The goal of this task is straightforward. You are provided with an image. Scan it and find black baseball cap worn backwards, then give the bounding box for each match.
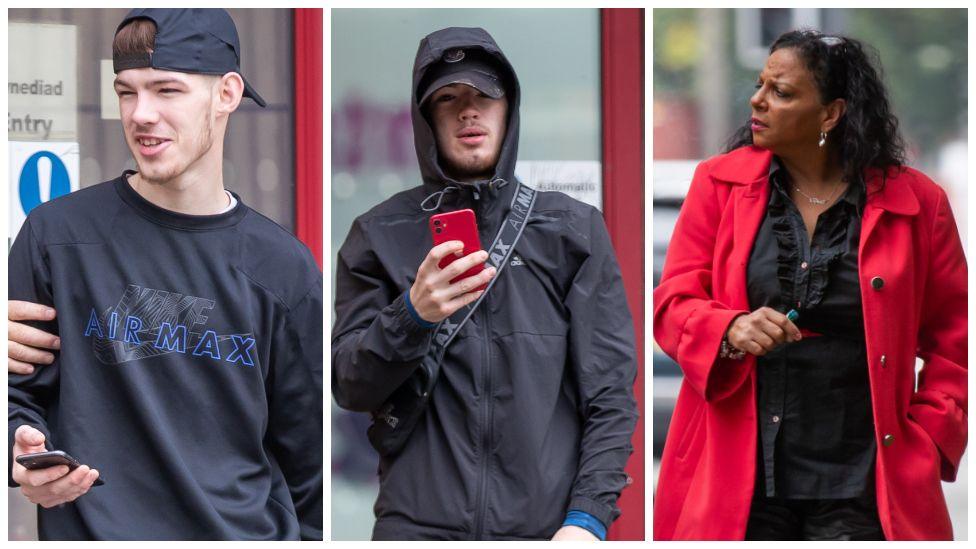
[113,8,266,107]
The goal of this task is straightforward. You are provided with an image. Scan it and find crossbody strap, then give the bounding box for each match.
[426,181,537,372]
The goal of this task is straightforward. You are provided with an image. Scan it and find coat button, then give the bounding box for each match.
[871,276,884,290]
[882,434,895,446]
[772,415,780,423]
[800,261,808,270]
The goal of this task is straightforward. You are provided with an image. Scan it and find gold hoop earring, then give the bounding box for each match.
[818,131,827,148]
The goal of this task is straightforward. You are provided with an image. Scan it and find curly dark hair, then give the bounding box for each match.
[726,29,907,188]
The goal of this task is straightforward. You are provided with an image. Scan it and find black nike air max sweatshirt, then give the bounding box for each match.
[8,173,323,540]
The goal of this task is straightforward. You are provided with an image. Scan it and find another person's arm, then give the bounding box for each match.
[331,218,493,412]
[8,300,60,375]
[560,206,639,539]
[910,187,968,481]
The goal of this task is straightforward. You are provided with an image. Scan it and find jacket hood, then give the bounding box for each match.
[411,27,521,190]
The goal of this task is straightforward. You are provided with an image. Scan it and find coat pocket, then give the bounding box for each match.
[905,413,941,464]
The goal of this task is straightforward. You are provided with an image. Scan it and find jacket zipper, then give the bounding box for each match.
[472,192,493,539]
[473,301,493,539]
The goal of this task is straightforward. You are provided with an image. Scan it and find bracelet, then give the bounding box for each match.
[719,337,746,360]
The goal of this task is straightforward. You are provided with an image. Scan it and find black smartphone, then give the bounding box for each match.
[15,450,104,486]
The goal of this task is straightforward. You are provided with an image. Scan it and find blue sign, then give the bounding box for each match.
[19,151,71,215]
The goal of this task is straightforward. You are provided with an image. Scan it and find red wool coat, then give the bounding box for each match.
[653,146,968,540]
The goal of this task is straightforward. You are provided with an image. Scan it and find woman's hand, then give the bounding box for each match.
[726,307,801,356]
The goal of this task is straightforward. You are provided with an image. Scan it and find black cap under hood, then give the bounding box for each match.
[412,27,520,189]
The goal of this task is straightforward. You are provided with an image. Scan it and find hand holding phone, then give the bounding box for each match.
[16,450,104,486]
[408,210,497,324]
[12,425,102,508]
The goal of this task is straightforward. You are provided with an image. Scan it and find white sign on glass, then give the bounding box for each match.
[514,160,602,211]
[8,23,78,141]
[100,59,121,120]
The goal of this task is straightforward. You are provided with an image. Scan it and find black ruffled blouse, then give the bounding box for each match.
[746,159,876,499]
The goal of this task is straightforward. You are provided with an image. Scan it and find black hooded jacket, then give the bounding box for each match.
[332,27,638,540]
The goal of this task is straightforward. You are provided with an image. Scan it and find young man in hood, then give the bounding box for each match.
[6,9,322,540]
[332,27,638,540]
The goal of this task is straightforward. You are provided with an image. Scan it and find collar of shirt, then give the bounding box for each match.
[218,190,238,214]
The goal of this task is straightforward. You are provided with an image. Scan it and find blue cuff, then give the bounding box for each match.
[562,509,607,540]
[403,291,436,329]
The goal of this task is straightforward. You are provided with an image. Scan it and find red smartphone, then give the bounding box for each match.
[429,209,487,291]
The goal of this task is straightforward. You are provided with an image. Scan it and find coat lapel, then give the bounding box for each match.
[712,147,772,310]
[730,179,770,310]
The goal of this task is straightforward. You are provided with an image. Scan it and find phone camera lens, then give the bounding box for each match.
[435,228,442,234]
[434,220,441,226]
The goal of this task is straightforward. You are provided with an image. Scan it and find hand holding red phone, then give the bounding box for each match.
[12,425,100,508]
[409,240,496,324]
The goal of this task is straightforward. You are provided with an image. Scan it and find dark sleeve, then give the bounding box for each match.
[267,277,324,540]
[563,207,639,528]
[331,218,434,412]
[7,217,59,486]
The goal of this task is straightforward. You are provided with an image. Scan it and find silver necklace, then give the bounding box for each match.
[794,182,843,205]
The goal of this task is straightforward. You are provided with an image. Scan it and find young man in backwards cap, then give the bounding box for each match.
[7,9,322,540]
[332,27,638,540]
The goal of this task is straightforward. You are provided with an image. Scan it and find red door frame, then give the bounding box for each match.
[294,8,324,267]
[601,8,645,541]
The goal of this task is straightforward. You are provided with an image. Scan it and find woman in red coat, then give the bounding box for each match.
[654,30,967,540]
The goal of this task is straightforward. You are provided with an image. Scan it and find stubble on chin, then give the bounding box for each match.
[443,157,494,180]
[440,145,501,181]
[131,113,216,186]
[136,163,179,186]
